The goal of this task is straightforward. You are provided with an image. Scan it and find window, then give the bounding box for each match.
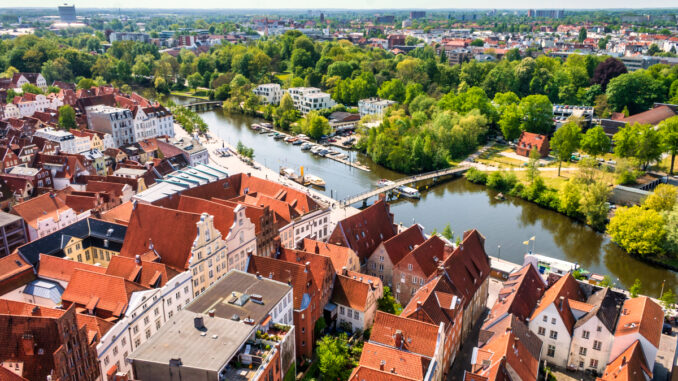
[339,306,344,315]
[542,315,548,322]
[590,359,599,368]
[168,311,173,318]
[597,326,602,332]
[407,264,413,271]
[593,340,602,351]
[549,330,558,340]
[582,330,590,339]
[104,356,109,366]
[121,338,126,346]
[538,327,545,336]
[132,325,139,334]
[112,346,118,355]
[579,347,587,356]
[145,329,151,339]
[547,345,556,357]
[154,308,159,316]
[134,338,141,348]
[143,316,150,325]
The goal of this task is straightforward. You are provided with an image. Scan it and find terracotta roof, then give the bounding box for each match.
[0,366,29,381]
[401,275,461,329]
[574,287,625,334]
[568,299,595,313]
[105,255,180,288]
[61,269,148,317]
[598,340,652,381]
[615,296,663,348]
[302,238,358,273]
[518,131,549,150]
[332,274,370,311]
[358,342,431,380]
[100,201,134,225]
[247,255,312,310]
[11,192,72,229]
[0,253,33,283]
[176,195,236,239]
[276,248,334,304]
[380,224,427,266]
[37,254,106,283]
[370,311,440,358]
[75,313,115,345]
[0,299,65,318]
[440,229,491,309]
[530,273,584,335]
[120,203,201,271]
[395,235,448,279]
[349,365,420,381]
[483,264,545,329]
[329,199,397,260]
[621,105,676,125]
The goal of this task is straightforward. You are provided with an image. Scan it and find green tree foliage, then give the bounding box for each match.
[236,141,255,159]
[614,123,664,169]
[377,286,403,315]
[661,290,676,310]
[299,111,331,140]
[659,116,678,175]
[551,121,582,176]
[518,95,553,135]
[630,279,642,298]
[606,70,666,114]
[608,206,667,256]
[378,79,406,103]
[578,27,588,43]
[643,184,677,213]
[58,105,77,130]
[316,333,352,381]
[578,180,610,229]
[580,125,611,158]
[442,224,454,240]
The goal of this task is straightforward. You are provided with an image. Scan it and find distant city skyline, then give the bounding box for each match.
[7,1,678,10]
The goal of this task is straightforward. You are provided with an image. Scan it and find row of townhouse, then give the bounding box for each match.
[4,93,63,118]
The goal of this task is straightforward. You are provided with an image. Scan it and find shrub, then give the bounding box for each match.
[465,167,487,184]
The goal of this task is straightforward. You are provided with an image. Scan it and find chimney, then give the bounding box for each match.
[380,360,385,371]
[342,266,348,276]
[559,296,565,311]
[394,330,404,349]
[314,243,320,254]
[194,316,205,330]
[208,309,215,318]
[620,356,627,369]
[417,300,422,310]
[135,254,141,264]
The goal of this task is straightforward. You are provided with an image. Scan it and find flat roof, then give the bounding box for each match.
[128,310,255,372]
[0,211,23,226]
[186,270,290,325]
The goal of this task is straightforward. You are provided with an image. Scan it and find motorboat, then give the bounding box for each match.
[334,153,348,160]
[326,148,339,156]
[292,139,303,146]
[317,148,329,156]
[284,136,297,143]
[301,143,313,150]
[396,185,421,199]
[280,167,296,179]
[273,133,284,140]
[250,123,261,130]
[305,174,326,188]
[377,179,395,187]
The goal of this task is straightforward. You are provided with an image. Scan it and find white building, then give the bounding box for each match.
[97,267,193,378]
[286,87,336,114]
[13,93,63,117]
[279,206,332,249]
[12,73,47,91]
[86,105,135,147]
[608,296,663,372]
[132,105,174,141]
[2,104,20,119]
[253,83,282,105]
[34,127,91,154]
[358,98,397,117]
[11,192,80,241]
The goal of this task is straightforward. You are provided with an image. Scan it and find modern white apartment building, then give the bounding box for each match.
[34,127,91,154]
[86,105,135,147]
[358,97,397,117]
[286,87,336,114]
[253,83,283,105]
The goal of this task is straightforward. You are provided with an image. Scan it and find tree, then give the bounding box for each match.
[630,279,642,298]
[378,79,406,103]
[665,205,678,254]
[58,105,77,130]
[661,290,676,310]
[442,224,454,240]
[606,71,666,114]
[647,44,661,56]
[608,206,667,257]
[551,121,582,176]
[559,180,582,217]
[377,286,403,315]
[578,27,587,43]
[187,72,203,89]
[299,111,331,140]
[77,78,96,90]
[518,95,553,135]
[592,57,627,91]
[614,123,663,169]
[659,116,678,175]
[643,184,677,213]
[581,126,611,158]
[316,334,351,380]
[21,83,42,95]
[578,180,610,229]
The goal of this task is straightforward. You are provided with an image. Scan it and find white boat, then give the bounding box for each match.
[305,174,326,187]
[377,179,395,187]
[317,148,329,156]
[396,185,421,199]
[335,153,348,160]
[524,253,580,276]
[310,146,322,154]
[280,167,296,179]
[301,143,313,150]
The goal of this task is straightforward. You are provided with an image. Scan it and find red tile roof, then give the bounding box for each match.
[247,255,312,310]
[440,229,491,309]
[0,366,29,381]
[0,299,65,318]
[303,238,358,273]
[401,275,461,328]
[105,255,180,288]
[470,325,541,381]
[11,192,72,229]
[329,199,397,260]
[483,264,545,329]
[598,340,652,381]
[75,313,115,345]
[100,201,134,225]
[395,235,448,279]
[61,269,148,317]
[176,195,236,239]
[370,311,440,358]
[349,365,420,381]
[0,253,33,289]
[615,296,663,348]
[530,273,584,335]
[358,342,430,380]
[37,254,106,283]
[621,105,676,126]
[120,203,201,271]
[380,224,427,266]
[332,274,370,311]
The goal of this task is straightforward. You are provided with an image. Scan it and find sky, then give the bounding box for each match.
[11,0,678,10]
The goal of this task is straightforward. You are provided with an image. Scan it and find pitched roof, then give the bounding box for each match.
[11,192,73,229]
[120,203,201,271]
[0,253,34,295]
[440,229,491,308]
[574,287,624,334]
[302,238,358,273]
[99,201,134,225]
[380,224,427,266]
[518,131,549,150]
[37,254,106,283]
[401,275,461,329]
[329,199,397,260]
[0,366,29,381]
[483,264,545,328]
[105,255,180,288]
[598,340,652,381]
[395,235,448,279]
[530,273,584,335]
[349,365,420,381]
[247,255,312,310]
[621,105,676,125]
[175,195,236,239]
[615,296,663,348]
[359,342,431,380]
[332,274,371,311]
[61,269,148,317]
[75,312,115,345]
[370,311,440,358]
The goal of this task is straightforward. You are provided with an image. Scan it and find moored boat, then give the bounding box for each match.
[396,185,421,199]
[301,143,313,150]
[305,174,326,188]
[377,179,395,187]
[280,167,296,179]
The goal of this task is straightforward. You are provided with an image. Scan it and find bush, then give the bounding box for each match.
[465,167,487,184]
[486,171,518,192]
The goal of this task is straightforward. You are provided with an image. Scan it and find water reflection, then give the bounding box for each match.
[170,96,678,296]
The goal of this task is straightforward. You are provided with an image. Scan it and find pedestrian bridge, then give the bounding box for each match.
[340,165,470,206]
[184,101,222,111]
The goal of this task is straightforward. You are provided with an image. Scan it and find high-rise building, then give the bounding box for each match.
[58,4,76,23]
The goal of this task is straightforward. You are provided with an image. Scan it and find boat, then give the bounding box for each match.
[335,153,348,160]
[259,128,269,134]
[301,143,313,150]
[250,123,261,130]
[273,133,284,140]
[280,167,296,179]
[524,253,580,276]
[305,174,326,188]
[292,139,303,146]
[326,148,339,156]
[268,132,276,137]
[495,192,506,201]
[377,179,395,187]
[396,185,421,199]
[284,136,297,143]
[317,148,329,156]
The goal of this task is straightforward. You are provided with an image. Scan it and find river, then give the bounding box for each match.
[169,97,678,296]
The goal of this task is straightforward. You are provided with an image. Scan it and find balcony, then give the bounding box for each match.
[220,324,292,381]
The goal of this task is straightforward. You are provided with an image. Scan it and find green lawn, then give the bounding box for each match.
[170,90,210,100]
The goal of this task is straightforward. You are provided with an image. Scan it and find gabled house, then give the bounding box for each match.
[516,132,550,158]
[608,296,663,372]
[393,235,451,305]
[331,273,380,332]
[598,340,652,381]
[302,238,360,273]
[11,192,81,241]
[367,223,427,286]
[483,264,545,329]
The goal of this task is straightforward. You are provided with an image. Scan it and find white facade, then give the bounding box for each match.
[2,104,20,119]
[96,270,193,378]
[14,73,47,91]
[223,205,258,273]
[286,87,336,114]
[14,94,63,117]
[253,84,282,105]
[529,303,573,368]
[29,207,78,241]
[609,332,659,372]
[358,98,397,117]
[34,127,91,154]
[132,106,174,141]
[279,207,331,249]
[568,316,615,374]
[86,105,135,147]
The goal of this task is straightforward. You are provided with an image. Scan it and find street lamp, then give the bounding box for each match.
[497,245,501,259]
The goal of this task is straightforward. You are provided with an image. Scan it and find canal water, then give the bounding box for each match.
[171,97,678,296]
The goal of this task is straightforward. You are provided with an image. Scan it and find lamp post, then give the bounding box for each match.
[497,245,501,259]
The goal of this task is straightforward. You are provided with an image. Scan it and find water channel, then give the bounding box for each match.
[169,96,678,296]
